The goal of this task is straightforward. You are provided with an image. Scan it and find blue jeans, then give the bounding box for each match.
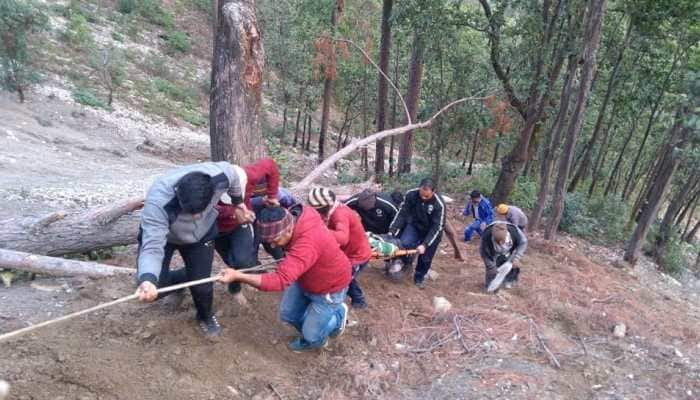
[463,220,483,241]
[347,262,368,305]
[278,282,348,347]
[398,223,442,283]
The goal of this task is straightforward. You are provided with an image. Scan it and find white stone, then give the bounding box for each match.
[613,323,626,338]
[427,270,440,281]
[432,296,452,313]
[0,380,10,400]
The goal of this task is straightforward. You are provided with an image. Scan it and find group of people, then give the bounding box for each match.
[134,159,528,352]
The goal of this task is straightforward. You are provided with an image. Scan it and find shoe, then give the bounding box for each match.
[487,261,513,293]
[198,315,221,338]
[329,303,349,339]
[287,337,327,353]
[351,300,368,309]
[415,279,426,289]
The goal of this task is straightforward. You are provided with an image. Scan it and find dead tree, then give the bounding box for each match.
[0,249,133,278]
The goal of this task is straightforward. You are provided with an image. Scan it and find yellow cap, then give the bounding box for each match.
[496,204,509,215]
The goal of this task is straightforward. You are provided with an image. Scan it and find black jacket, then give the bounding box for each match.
[389,188,445,247]
[479,222,527,269]
[344,192,399,234]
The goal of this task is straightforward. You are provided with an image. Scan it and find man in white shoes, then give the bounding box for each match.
[479,222,527,292]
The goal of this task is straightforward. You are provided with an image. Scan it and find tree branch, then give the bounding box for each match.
[294,92,494,190]
[334,38,411,124]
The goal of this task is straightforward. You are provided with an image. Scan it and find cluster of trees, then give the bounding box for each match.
[255,0,699,269]
[0,0,697,271]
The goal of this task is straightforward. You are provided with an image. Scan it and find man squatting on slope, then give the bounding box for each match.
[135,161,249,337]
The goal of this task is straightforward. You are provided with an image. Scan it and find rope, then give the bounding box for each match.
[0,259,282,342]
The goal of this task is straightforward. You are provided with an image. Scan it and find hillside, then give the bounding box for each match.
[1,1,699,400]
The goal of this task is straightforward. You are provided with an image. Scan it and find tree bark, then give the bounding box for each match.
[318,0,341,164]
[653,174,695,266]
[0,198,143,257]
[587,104,618,197]
[568,19,632,192]
[685,219,700,243]
[529,54,578,230]
[374,0,393,178]
[604,116,637,196]
[210,0,266,164]
[545,0,606,240]
[0,249,133,278]
[389,38,400,177]
[305,115,312,151]
[398,30,424,175]
[623,104,693,266]
[467,129,479,175]
[293,108,301,147]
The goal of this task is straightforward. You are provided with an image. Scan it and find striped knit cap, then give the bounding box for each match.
[307,187,336,208]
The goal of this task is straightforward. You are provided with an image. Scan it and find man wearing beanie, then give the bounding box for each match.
[389,178,446,289]
[218,204,352,352]
[135,161,248,337]
[308,187,373,309]
[480,221,527,292]
[495,203,528,231]
[344,189,399,235]
[463,190,494,241]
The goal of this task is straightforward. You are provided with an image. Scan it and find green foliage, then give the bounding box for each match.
[117,0,136,14]
[152,77,199,107]
[72,86,110,110]
[88,47,127,105]
[556,192,630,243]
[165,31,190,54]
[179,108,207,126]
[65,13,94,49]
[138,0,174,28]
[111,31,124,43]
[0,0,48,101]
[659,238,688,277]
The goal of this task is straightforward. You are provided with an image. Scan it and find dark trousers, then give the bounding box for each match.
[484,254,520,287]
[158,241,215,321]
[214,223,257,294]
[347,262,368,305]
[398,223,442,283]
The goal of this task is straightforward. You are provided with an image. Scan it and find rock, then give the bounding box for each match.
[0,380,10,400]
[35,116,53,127]
[394,343,406,350]
[426,270,440,281]
[613,323,627,338]
[674,348,683,358]
[432,296,452,314]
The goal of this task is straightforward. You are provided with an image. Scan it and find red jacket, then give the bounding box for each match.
[243,158,280,207]
[260,206,352,294]
[217,158,281,233]
[327,203,372,265]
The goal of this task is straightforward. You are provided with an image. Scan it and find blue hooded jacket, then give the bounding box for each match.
[463,196,494,225]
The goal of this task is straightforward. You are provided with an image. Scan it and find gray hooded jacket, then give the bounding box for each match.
[137,162,243,283]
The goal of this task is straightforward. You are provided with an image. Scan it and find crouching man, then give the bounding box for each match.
[135,161,248,337]
[480,222,527,292]
[218,205,351,352]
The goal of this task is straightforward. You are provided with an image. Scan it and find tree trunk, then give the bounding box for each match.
[492,132,502,164]
[568,20,631,192]
[545,0,606,240]
[282,105,288,139]
[623,104,693,266]
[604,116,637,196]
[318,0,341,164]
[621,49,681,199]
[654,174,695,266]
[374,0,393,178]
[467,129,479,175]
[685,219,700,243]
[305,115,312,151]
[389,39,400,178]
[676,183,700,227]
[0,249,133,278]
[529,55,578,230]
[0,198,144,257]
[587,106,617,197]
[210,0,266,164]
[398,30,424,175]
[293,108,301,147]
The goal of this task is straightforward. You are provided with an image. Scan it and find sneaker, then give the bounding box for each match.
[415,279,426,289]
[487,262,513,293]
[198,315,221,338]
[329,303,349,339]
[287,337,327,353]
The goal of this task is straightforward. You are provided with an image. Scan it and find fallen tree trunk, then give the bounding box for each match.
[0,248,133,277]
[0,198,143,257]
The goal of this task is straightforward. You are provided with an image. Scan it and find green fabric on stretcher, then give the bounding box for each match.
[367,232,399,257]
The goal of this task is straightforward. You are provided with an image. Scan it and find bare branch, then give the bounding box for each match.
[334,38,411,124]
[294,92,494,190]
